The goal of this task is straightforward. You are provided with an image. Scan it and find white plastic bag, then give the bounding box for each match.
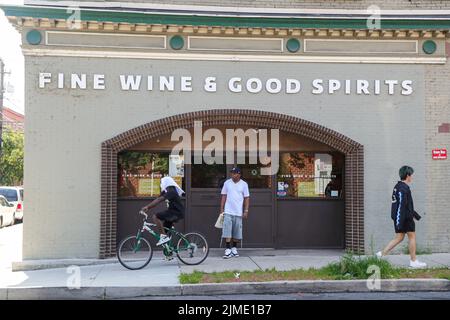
[215,213,224,229]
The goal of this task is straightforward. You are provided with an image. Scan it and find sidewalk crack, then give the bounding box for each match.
[248,256,263,271]
[88,264,105,286]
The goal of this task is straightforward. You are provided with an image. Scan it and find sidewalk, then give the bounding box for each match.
[1,249,450,299]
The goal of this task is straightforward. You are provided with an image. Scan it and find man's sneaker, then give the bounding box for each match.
[156,234,171,246]
[376,251,383,259]
[231,247,239,257]
[223,248,233,259]
[410,259,427,269]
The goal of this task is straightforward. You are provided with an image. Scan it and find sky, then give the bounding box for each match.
[0,0,24,114]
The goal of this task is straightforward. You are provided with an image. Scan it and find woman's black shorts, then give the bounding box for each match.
[394,219,415,233]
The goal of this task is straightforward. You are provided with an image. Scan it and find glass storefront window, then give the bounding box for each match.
[238,153,272,189]
[191,160,227,189]
[118,151,185,197]
[277,152,344,198]
[191,153,272,189]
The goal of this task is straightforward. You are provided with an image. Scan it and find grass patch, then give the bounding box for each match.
[179,271,204,284]
[179,253,450,284]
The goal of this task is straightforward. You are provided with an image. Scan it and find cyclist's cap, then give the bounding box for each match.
[230,167,241,174]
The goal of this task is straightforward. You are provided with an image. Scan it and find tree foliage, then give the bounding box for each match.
[0,130,24,186]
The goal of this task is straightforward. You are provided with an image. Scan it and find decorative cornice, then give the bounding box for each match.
[2,4,450,38]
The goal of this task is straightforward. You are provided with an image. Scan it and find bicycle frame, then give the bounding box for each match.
[135,218,192,255]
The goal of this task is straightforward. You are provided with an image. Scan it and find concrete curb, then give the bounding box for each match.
[5,287,105,300]
[1,279,449,299]
[104,286,182,299]
[181,279,450,296]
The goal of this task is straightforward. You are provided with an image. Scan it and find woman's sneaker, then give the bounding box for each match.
[231,247,239,257]
[223,248,233,259]
[410,259,427,268]
[376,251,383,259]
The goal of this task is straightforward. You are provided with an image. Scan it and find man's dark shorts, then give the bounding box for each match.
[156,210,183,229]
[394,219,415,233]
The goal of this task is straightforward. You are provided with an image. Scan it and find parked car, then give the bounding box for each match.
[0,195,16,227]
[0,186,23,223]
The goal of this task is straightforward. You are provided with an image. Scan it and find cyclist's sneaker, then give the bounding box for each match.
[164,253,174,261]
[156,234,171,246]
[231,247,239,257]
[223,248,233,259]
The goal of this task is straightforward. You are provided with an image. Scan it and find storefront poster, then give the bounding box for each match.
[277,181,287,197]
[169,155,185,177]
[297,181,316,197]
[138,178,161,196]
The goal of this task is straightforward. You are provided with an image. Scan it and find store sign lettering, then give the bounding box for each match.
[38,73,414,96]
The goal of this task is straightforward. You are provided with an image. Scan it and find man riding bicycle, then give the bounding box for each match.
[141,176,185,246]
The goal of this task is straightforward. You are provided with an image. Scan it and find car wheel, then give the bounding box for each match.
[0,216,3,228]
[12,212,16,225]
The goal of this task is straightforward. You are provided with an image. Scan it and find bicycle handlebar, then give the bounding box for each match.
[139,210,148,219]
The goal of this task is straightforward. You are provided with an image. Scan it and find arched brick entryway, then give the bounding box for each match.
[100,109,364,258]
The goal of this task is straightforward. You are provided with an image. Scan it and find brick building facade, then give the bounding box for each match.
[1,0,449,259]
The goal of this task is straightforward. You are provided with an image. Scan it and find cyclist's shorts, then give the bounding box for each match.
[156,210,183,228]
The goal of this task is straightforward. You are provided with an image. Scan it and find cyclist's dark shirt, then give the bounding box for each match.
[161,186,185,216]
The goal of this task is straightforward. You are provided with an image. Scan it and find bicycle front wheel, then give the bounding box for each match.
[117,235,153,270]
[176,232,209,265]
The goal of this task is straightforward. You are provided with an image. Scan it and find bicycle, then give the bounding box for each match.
[117,210,209,270]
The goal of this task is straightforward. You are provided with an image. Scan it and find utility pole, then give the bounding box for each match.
[0,58,10,166]
[0,58,4,162]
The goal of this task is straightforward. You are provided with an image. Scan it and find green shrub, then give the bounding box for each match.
[322,252,401,279]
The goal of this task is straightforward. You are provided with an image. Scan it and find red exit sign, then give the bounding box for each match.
[432,149,447,160]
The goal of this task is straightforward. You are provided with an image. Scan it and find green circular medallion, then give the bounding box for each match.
[422,40,437,54]
[286,38,301,53]
[26,29,42,45]
[170,35,184,50]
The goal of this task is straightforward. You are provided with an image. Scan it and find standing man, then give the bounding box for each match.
[220,167,250,259]
[376,166,427,268]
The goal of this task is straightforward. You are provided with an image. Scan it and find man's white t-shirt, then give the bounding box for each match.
[221,178,250,216]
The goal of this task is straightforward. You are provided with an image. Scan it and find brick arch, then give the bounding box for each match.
[100,109,364,258]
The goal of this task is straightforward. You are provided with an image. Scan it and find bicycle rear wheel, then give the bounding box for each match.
[117,235,153,270]
[176,232,209,265]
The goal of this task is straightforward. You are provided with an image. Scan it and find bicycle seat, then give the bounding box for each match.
[167,215,182,223]
[144,222,157,227]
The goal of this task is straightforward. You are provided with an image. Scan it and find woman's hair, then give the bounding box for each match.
[399,165,414,180]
